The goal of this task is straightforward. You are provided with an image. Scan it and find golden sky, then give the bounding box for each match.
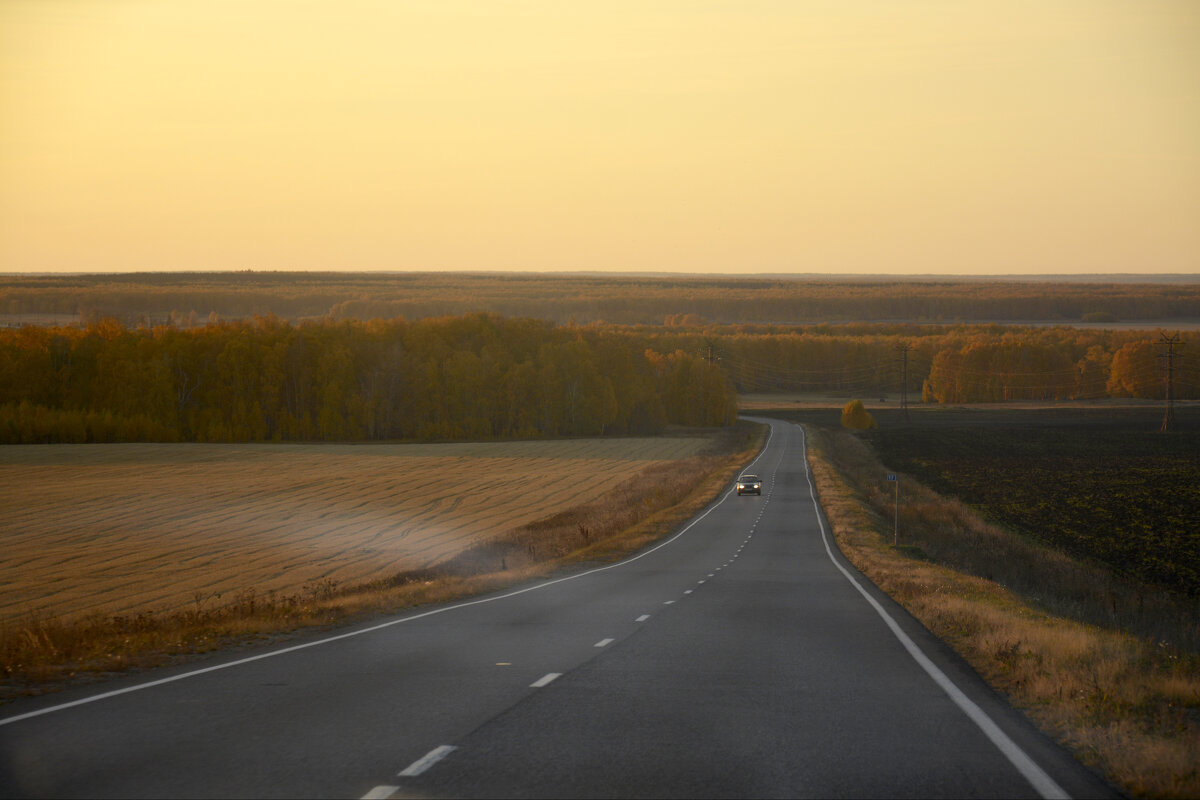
[1,0,1197,274]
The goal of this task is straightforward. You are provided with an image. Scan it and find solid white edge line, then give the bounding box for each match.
[398,744,457,777]
[0,425,778,728]
[794,422,1070,800]
[530,672,561,688]
[361,785,399,799]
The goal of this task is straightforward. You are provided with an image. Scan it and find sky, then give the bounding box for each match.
[1,1,1197,276]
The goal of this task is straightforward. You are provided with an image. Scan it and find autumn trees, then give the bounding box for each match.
[1,312,1194,445]
[0,314,737,444]
[620,324,1197,404]
[919,330,1199,403]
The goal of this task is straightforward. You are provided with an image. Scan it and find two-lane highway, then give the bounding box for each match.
[0,419,1116,798]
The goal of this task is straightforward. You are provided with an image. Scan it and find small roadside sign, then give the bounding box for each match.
[887,473,897,481]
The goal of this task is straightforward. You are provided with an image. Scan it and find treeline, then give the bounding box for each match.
[3,272,1199,327]
[917,329,1200,403]
[2,316,1195,445]
[615,324,1200,403]
[0,315,736,444]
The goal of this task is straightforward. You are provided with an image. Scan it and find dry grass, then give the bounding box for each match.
[0,424,764,699]
[804,424,1200,799]
[0,437,711,623]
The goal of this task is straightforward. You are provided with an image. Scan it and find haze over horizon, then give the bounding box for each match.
[2,1,1197,276]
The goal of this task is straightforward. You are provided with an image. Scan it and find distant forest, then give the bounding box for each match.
[0,315,736,444]
[1,312,1196,444]
[3,272,1199,327]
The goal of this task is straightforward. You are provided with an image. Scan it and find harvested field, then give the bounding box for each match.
[0,437,709,624]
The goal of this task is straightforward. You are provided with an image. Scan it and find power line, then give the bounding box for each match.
[722,353,893,378]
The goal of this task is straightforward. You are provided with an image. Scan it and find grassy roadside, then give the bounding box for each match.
[801,423,1200,799]
[0,422,766,703]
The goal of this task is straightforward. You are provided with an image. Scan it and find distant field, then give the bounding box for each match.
[0,313,80,328]
[3,271,1199,326]
[763,404,1200,596]
[866,419,1200,596]
[0,437,709,624]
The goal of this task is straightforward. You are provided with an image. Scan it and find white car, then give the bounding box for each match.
[736,474,762,495]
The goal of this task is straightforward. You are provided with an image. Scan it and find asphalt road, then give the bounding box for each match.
[0,419,1118,799]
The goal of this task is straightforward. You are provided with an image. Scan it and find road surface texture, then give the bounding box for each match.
[0,419,1118,799]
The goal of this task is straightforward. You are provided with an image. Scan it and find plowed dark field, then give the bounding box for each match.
[770,405,1200,596]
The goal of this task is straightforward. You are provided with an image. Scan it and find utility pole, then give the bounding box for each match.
[895,344,913,420]
[1159,333,1180,433]
[700,339,719,425]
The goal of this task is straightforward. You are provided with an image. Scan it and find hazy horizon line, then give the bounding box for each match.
[3,269,1199,284]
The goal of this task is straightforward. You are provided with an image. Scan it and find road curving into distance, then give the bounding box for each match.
[0,418,1117,799]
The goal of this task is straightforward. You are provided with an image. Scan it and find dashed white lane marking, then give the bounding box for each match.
[664,600,675,605]
[636,614,650,622]
[594,638,614,648]
[398,745,457,777]
[795,423,1069,800]
[361,785,398,799]
[530,672,562,688]
[683,590,694,595]
[697,580,706,585]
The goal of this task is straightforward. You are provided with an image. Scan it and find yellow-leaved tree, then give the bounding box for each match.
[841,399,877,430]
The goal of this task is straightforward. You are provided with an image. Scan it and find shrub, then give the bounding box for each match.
[841,399,877,430]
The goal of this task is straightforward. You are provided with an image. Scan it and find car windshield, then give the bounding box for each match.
[740,476,759,482]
